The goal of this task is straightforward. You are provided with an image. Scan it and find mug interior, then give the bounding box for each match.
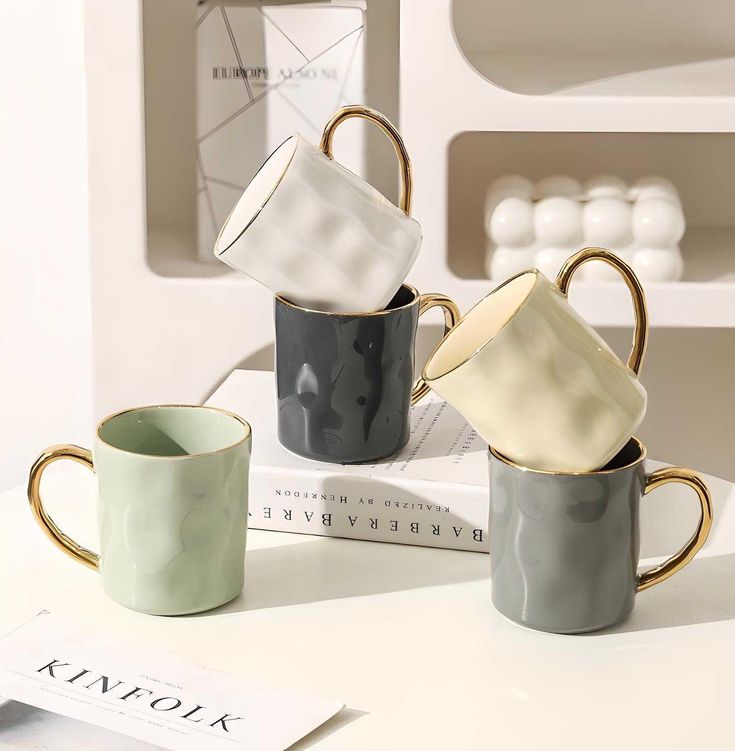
[214,135,298,255]
[97,406,250,458]
[423,271,537,381]
[384,284,417,310]
[600,437,645,471]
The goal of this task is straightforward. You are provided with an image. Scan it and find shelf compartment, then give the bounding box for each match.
[448,131,735,279]
[445,131,735,327]
[452,0,735,97]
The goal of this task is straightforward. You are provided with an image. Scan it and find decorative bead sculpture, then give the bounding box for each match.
[484,175,685,283]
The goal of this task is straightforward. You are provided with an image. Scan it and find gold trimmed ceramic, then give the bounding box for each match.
[489,436,647,476]
[214,104,422,313]
[422,247,649,473]
[214,134,298,257]
[637,468,713,591]
[319,104,413,215]
[275,284,422,317]
[27,405,252,615]
[95,404,252,459]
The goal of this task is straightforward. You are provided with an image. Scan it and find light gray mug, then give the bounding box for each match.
[28,405,251,616]
[489,437,713,633]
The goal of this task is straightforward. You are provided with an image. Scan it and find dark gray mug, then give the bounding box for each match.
[275,284,460,464]
[489,438,713,633]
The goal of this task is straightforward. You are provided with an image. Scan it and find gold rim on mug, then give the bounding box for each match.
[96,404,252,460]
[422,268,537,383]
[214,134,298,258]
[28,405,252,573]
[423,247,648,385]
[216,104,414,258]
[275,283,421,317]
[489,436,647,476]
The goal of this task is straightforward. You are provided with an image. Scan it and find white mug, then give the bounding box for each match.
[213,105,421,313]
[422,248,649,473]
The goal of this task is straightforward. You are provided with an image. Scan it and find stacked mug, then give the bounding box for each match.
[214,105,460,465]
[421,248,713,633]
[26,105,461,618]
[26,105,713,634]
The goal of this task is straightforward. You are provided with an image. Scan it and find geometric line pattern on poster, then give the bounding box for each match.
[276,87,321,134]
[258,6,309,63]
[196,0,216,28]
[333,26,363,110]
[196,145,218,238]
[203,175,248,192]
[198,25,363,144]
[220,6,253,101]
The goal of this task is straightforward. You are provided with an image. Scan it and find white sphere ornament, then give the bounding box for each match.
[534,196,583,248]
[488,244,536,281]
[489,197,535,247]
[582,197,634,281]
[536,175,582,199]
[486,197,536,281]
[487,174,535,197]
[633,247,684,282]
[632,197,686,282]
[535,247,572,281]
[584,197,633,247]
[630,176,680,204]
[583,175,629,200]
[533,197,584,281]
[632,198,685,247]
[484,176,535,235]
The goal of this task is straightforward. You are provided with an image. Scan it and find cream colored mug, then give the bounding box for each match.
[422,248,648,473]
[214,105,421,313]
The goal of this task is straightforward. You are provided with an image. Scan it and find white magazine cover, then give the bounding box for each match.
[0,612,343,751]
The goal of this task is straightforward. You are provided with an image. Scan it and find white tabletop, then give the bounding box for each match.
[2,464,735,750]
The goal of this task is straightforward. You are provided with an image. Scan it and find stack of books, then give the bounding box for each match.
[207,370,489,552]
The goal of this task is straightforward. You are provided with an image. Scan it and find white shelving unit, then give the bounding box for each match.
[400,0,735,328]
[84,0,734,478]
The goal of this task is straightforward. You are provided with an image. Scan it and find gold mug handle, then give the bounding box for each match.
[637,468,713,591]
[555,247,649,375]
[319,105,413,215]
[27,445,100,571]
[411,294,461,405]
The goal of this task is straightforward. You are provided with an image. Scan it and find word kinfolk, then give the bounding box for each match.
[37,659,242,733]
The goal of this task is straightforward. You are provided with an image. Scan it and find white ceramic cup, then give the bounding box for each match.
[422,248,649,472]
[213,105,421,313]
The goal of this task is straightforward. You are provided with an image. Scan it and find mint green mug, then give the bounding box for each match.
[28,405,251,616]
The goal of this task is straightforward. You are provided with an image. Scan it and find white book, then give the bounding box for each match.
[206,370,489,552]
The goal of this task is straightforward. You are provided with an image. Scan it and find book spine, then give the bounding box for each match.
[248,466,489,552]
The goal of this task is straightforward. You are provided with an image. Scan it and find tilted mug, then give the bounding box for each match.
[489,437,713,633]
[275,283,460,463]
[28,405,251,616]
[422,247,648,472]
[214,105,422,313]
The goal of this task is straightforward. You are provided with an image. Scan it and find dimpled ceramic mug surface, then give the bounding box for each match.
[28,405,251,616]
[422,247,648,472]
[275,284,460,463]
[489,438,713,633]
[214,105,421,313]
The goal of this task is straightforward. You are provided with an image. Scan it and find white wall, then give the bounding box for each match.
[0,0,93,490]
